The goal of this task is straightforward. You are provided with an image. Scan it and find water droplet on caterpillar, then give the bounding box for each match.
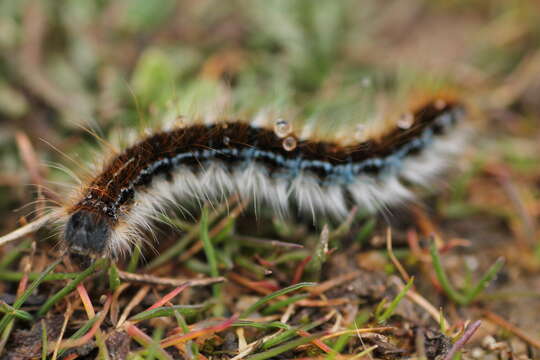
[223,136,230,146]
[274,119,292,138]
[397,113,414,130]
[355,124,367,141]
[282,136,297,151]
[171,115,187,130]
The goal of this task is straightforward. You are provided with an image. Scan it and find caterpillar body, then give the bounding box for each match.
[60,97,467,259]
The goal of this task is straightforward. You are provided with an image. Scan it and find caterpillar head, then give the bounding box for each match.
[64,210,111,263]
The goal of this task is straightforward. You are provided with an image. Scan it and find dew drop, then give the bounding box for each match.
[397,113,414,130]
[174,116,188,128]
[274,118,292,138]
[223,136,230,146]
[355,124,367,141]
[282,136,297,151]
[360,76,372,88]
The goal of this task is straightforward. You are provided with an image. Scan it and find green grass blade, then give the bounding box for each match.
[130,304,207,321]
[127,245,142,272]
[0,271,79,282]
[247,334,318,360]
[200,207,223,316]
[330,311,370,356]
[240,282,315,319]
[41,319,47,360]
[430,242,467,305]
[145,205,223,270]
[262,293,309,315]
[56,316,98,358]
[37,258,107,317]
[377,277,414,323]
[233,320,289,330]
[0,257,62,332]
[261,315,327,350]
[108,263,121,291]
[0,302,33,322]
[355,218,376,245]
[464,257,505,304]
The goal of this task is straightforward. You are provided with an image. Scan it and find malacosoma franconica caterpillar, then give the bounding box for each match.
[19,96,469,260]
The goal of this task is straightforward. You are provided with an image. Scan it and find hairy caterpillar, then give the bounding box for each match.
[44,95,467,260]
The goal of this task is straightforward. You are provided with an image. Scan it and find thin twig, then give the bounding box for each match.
[235,236,304,249]
[125,323,174,360]
[227,272,273,296]
[51,301,72,360]
[319,327,394,341]
[308,271,361,296]
[116,286,149,328]
[53,296,112,350]
[117,270,225,287]
[386,227,411,283]
[407,289,449,327]
[484,311,540,350]
[296,298,350,307]
[0,213,55,247]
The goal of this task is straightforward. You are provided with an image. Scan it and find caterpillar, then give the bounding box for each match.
[0,93,464,261]
[46,96,467,260]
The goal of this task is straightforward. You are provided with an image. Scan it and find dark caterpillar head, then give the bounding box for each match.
[64,210,111,260]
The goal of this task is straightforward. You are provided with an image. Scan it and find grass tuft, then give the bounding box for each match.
[240,282,316,319]
[430,242,505,305]
[37,258,107,317]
